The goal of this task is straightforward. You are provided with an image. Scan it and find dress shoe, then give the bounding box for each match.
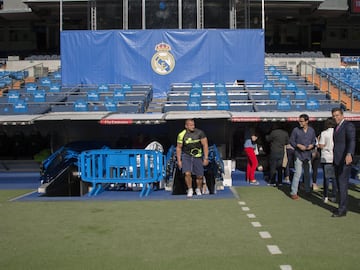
[291,194,299,200]
[331,211,347,218]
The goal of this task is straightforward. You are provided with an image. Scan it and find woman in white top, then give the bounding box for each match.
[318,117,337,203]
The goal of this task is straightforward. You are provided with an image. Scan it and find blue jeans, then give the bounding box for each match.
[291,157,312,195]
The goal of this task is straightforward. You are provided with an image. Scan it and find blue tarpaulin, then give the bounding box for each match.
[61,29,264,97]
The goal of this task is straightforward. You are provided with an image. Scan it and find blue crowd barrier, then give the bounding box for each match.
[79,149,165,197]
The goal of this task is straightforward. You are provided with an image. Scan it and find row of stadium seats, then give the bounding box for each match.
[317,67,360,99]
[163,68,338,112]
[0,72,153,114]
[0,64,343,115]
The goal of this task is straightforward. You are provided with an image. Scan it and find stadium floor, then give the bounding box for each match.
[1,168,358,202]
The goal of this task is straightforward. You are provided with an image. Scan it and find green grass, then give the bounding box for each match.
[0,185,359,270]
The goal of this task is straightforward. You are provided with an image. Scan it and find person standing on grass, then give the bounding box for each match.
[311,137,321,192]
[244,128,259,185]
[331,108,356,217]
[318,117,337,203]
[265,123,289,187]
[176,119,209,198]
[289,114,316,200]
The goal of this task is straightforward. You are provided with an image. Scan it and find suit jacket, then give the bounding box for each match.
[333,120,356,166]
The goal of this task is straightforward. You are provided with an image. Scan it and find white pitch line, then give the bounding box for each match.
[230,186,240,200]
[251,221,262,227]
[267,245,282,255]
[247,213,256,218]
[280,265,292,270]
[241,206,250,211]
[8,190,37,202]
[259,231,272,239]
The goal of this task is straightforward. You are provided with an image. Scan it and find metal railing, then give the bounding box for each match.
[297,61,360,111]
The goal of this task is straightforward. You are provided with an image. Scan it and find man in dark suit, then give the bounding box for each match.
[331,108,356,217]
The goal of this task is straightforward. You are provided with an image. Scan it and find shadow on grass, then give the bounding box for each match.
[275,183,360,215]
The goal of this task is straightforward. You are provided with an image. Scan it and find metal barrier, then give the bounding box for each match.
[79,149,164,197]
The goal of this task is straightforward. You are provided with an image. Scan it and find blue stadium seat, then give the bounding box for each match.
[87,90,100,101]
[306,98,320,110]
[122,84,132,91]
[217,100,230,110]
[192,82,202,90]
[40,77,52,86]
[25,83,37,92]
[74,100,88,111]
[104,99,117,112]
[98,84,109,92]
[49,83,61,92]
[295,89,307,100]
[187,100,201,111]
[285,81,297,91]
[263,81,274,91]
[7,91,20,103]
[13,100,28,113]
[215,82,226,92]
[269,90,281,100]
[190,90,202,99]
[113,89,125,101]
[277,98,292,111]
[33,90,46,102]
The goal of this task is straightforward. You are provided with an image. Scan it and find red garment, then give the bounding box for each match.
[245,147,258,181]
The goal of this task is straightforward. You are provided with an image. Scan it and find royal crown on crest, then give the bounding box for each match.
[155,43,171,51]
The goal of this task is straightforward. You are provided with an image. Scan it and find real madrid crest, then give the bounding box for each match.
[151,42,175,75]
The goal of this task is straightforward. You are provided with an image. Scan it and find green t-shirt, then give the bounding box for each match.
[177,128,206,157]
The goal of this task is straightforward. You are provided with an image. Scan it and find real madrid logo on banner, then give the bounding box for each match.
[151,42,175,75]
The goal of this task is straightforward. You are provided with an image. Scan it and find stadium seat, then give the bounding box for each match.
[306,98,320,110]
[104,99,117,112]
[49,83,61,92]
[295,89,307,100]
[74,100,88,111]
[269,90,281,100]
[25,83,38,92]
[40,77,52,86]
[263,81,274,91]
[215,82,226,92]
[187,100,201,111]
[87,90,100,101]
[217,100,230,110]
[122,84,132,91]
[13,100,28,113]
[277,98,292,111]
[285,81,297,91]
[113,89,125,101]
[33,90,46,102]
[98,84,109,92]
[7,91,20,103]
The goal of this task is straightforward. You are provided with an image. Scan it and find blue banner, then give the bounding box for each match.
[61,29,264,97]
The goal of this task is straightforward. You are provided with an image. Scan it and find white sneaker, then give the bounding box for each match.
[187,188,193,198]
[323,197,329,203]
[195,188,202,196]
